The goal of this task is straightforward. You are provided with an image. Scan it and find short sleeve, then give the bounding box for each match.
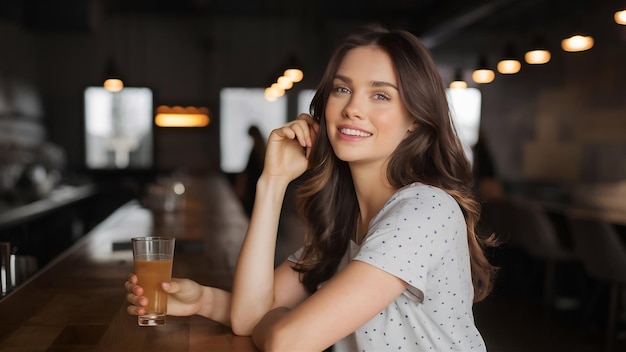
[287,247,304,263]
[354,184,464,302]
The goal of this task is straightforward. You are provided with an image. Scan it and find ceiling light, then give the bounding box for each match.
[473,69,495,84]
[154,106,210,127]
[284,68,303,83]
[103,59,123,92]
[264,85,285,102]
[264,87,279,102]
[449,69,467,89]
[266,55,304,101]
[525,50,551,64]
[524,36,551,64]
[103,78,123,92]
[497,45,521,74]
[472,57,495,84]
[276,76,293,90]
[615,10,626,25]
[497,60,521,74]
[270,83,285,97]
[449,80,468,89]
[284,54,304,83]
[561,34,594,52]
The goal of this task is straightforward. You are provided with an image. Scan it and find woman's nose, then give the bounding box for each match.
[343,96,365,120]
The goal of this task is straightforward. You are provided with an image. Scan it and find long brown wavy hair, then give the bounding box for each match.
[293,24,496,302]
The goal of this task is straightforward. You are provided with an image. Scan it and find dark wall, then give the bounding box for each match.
[1,5,625,199]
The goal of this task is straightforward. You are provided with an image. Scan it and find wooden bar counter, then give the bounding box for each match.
[0,173,260,351]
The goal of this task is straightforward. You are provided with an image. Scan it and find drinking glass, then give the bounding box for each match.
[131,237,175,326]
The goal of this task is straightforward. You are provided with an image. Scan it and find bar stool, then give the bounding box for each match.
[567,216,626,352]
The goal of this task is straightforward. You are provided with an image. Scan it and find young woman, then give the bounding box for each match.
[126,24,496,351]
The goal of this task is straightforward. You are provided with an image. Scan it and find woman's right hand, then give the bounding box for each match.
[125,274,206,317]
[262,113,319,182]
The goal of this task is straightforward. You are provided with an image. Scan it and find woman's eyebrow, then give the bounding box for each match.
[334,74,398,91]
[371,80,399,90]
[333,74,352,84]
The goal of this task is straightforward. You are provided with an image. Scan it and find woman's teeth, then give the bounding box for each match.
[340,128,372,137]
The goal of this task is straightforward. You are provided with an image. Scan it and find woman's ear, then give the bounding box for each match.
[407,121,418,133]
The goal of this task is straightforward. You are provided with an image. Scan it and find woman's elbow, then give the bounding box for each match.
[254,321,294,352]
[231,306,259,336]
[247,307,298,351]
[230,314,255,336]
[231,303,278,336]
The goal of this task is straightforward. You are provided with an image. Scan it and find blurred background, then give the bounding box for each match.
[1,0,626,350]
[1,0,624,184]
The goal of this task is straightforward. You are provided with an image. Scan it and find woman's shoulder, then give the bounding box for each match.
[374,183,460,221]
[392,182,455,205]
[368,182,464,237]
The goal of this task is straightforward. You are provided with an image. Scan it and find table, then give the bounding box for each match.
[0,173,260,351]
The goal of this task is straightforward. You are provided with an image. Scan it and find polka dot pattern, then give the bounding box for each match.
[289,183,486,351]
[341,183,485,351]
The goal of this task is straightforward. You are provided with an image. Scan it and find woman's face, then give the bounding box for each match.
[325,46,415,168]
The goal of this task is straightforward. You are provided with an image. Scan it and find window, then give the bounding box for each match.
[446,88,482,163]
[84,87,153,169]
[220,88,287,173]
[297,89,316,115]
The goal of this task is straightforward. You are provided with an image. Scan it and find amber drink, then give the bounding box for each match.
[131,237,175,326]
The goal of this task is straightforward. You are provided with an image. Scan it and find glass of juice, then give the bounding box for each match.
[131,237,175,326]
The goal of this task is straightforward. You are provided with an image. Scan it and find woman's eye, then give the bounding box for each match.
[374,92,390,101]
[333,86,351,94]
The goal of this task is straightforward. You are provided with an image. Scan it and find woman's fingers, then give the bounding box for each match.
[274,123,299,142]
[290,122,309,147]
[263,113,320,179]
[125,280,143,296]
[161,280,179,293]
[296,113,319,159]
[298,113,319,139]
[289,116,318,147]
[127,292,147,306]
[274,117,312,142]
[297,112,316,126]
[126,290,148,316]
[270,114,319,146]
[163,278,200,303]
[125,272,148,315]
[126,304,145,316]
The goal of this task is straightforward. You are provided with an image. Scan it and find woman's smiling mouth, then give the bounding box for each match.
[339,128,372,137]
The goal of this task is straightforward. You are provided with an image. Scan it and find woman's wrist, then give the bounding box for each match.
[254,174,291,207]
[198,286,232,327]
[256,173,291,192]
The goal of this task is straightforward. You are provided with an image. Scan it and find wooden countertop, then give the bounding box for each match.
[0,173,260,351]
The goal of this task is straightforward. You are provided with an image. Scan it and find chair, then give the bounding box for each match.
[567,216,626,352]
[480,198,576,312]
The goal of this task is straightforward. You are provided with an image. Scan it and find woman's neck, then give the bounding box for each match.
[350,163,398,243]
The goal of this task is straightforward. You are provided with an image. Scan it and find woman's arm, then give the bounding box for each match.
[252,260,408,351]
[230,175,292,335]
[231,115,318,336]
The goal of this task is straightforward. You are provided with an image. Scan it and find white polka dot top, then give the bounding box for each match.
[291,183,486,351]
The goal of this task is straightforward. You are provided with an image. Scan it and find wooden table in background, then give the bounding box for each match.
[0,173,260,351]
